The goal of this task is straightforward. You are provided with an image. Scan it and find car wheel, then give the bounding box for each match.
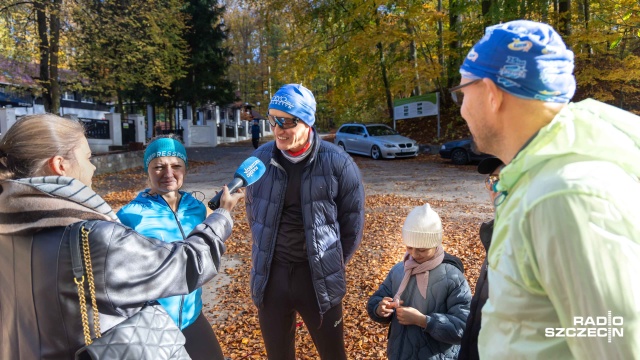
[371,145,381,160]
[451,149,469,165]
[337,141,346,152]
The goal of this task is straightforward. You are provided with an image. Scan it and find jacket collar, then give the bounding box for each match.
[0,178,114,236]
[269,127,321,167]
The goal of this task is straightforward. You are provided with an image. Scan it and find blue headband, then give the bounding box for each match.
[268,84,316,126]
[460,20,576,103]
[143,138,188,172]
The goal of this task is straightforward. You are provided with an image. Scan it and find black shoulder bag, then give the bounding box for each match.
[69,221,191,360]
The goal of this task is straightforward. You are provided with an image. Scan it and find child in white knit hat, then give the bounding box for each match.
[367,203,471,359]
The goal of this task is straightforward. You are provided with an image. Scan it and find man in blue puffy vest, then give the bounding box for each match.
[245,84,365,359]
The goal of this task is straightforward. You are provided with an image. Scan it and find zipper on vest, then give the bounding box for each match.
[158,193,188,326]
[257,159,287,300]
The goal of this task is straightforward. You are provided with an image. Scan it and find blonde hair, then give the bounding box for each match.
[0,114,86,181]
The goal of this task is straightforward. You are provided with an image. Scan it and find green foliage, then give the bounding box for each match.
[3,0,640,121]
[225,0,640,131]
[70,0,188,103]
[171,0,234,109]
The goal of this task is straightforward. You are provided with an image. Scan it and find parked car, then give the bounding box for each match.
[439,138,492,165]
[334,123,419,160]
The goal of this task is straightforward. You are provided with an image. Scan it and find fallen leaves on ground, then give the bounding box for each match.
[211,193,489,359]
[93,156,490,359]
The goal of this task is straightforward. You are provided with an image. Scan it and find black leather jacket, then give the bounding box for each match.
[1,213,231,360]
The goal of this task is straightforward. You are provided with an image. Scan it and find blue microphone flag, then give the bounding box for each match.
[208,156,266,210]
[234,156,266,186]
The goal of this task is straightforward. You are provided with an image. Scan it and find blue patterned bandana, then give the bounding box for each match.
[460,20,576,103]
[269,84,316,126]
[143,138,188,172]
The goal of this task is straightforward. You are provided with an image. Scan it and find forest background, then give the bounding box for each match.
[1,0,639,143]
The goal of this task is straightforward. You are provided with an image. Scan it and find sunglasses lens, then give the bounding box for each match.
[268,115,298,129]
[453,91,463,106]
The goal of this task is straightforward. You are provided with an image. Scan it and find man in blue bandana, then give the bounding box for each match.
[244,84,365,359]
[453,20,640,358]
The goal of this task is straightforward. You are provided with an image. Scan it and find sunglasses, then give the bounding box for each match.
[267,115,300,129]
[485,174,499,192]
[449,79,481,106]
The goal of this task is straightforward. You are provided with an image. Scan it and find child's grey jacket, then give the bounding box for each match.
[367,258,471,360]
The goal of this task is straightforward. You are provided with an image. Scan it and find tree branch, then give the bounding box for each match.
[0,1,36,13]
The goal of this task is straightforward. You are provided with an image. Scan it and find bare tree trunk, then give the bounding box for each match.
[410,38,421,96]
[583,0,592,56]
[377,42,394,121]
[437,0,445,85]
[35,1,52,113]
[170,102,175,131]
[190,99,197,125]
[152,104,158,136]
[481,0,492,18]
[49,0,61,115]
[448,0,460,87]
[116,92,124,115]
[558,0,571,37]
[406,21,421,96]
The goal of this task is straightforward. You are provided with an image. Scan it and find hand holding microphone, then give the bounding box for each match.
[208,156,266,211]
[215,185,245,212]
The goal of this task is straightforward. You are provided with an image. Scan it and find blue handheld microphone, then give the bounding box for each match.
[208,156,266,210]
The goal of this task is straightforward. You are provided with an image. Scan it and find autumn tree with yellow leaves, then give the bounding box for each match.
[225,0,640,141]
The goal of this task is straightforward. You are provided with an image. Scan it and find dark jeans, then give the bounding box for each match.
[252,138,260,149]
[258,261,346,360]
[182,312,225,360]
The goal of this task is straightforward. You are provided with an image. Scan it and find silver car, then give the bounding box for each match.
[334,123,419,160]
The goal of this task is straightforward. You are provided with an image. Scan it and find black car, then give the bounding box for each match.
[439,138,492,165]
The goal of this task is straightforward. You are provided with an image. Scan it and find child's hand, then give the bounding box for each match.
[376,297,397,317]
[395,306,427,328]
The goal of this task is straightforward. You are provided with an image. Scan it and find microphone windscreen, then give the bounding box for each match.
[233,156,266,186]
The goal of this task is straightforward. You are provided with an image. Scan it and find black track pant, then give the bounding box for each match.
[258,261,347,360]
[252,138,260,149]
[182,311,225,360]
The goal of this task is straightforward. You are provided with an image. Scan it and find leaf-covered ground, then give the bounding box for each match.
[94,154,490,359]
[211,194,487,359]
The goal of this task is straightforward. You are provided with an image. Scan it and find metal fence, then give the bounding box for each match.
[81,118,110,139]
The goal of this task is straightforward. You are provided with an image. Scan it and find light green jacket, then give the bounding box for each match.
[478,99,640,359]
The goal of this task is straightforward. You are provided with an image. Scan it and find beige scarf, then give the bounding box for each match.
[0,176,116,236]
[394,246,444,301]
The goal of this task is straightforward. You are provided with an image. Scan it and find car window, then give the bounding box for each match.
[366,125,396,136]
[342,126,363,135]
[338,126,350,133]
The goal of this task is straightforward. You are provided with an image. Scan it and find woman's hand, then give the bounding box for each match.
[218,185,245,212]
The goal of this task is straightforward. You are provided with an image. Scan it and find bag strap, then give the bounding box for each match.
[70,220,102,345]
